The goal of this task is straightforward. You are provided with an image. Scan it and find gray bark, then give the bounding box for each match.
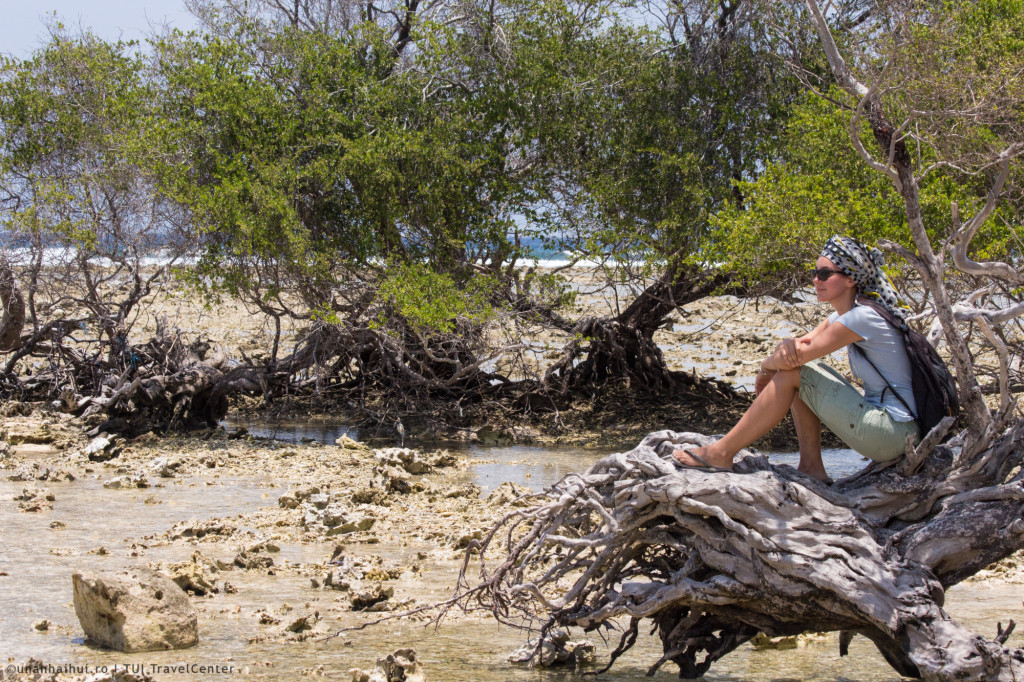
[453,428,1024,680]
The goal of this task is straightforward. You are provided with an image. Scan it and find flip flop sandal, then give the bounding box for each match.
[673,448,733,473]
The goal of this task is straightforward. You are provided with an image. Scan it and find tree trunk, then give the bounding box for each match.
[453,427,1024,680]
[544,264,729,395]
[0,257,26,352]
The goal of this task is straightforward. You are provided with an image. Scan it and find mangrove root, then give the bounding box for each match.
[451,427,1024,680]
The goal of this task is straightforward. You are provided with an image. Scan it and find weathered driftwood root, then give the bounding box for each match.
[454,426,1024,680]
[75,336,265,435]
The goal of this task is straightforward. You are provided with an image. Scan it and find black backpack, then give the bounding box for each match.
[848,296,960,439]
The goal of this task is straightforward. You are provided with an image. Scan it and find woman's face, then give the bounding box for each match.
[813,256,856,303]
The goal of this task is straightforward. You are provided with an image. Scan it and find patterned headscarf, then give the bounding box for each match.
[821,235,907,320]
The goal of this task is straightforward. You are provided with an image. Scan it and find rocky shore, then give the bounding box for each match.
[3,405,1024,681]
[0,410,548,680]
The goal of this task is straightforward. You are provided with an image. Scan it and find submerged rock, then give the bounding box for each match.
[103,473,149,489]
[349,648,424,682]
[284,612,319,633]
[6,462,75,482]
[283,611,322,639]
[322,552,404,588]
[485,481,533,507]
[350,583,394,611]
[72,567,198,652]
[167,518,233,540]
[14,486,55,512]
[167,551,222,596]
[508,629,595,669]
[374,448,459,476]
[234,540,279,570]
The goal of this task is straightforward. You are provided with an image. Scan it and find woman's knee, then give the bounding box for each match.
[773,367,801,388]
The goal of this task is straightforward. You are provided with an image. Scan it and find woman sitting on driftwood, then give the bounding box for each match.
[674,236,918,481]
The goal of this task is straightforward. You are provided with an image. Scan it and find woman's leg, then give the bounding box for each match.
[790,394,827,480]
[796,361,917,462]
[675,368,801,469]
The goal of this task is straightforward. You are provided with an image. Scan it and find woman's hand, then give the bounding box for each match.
[775,338,802,369]
[754,369,774,395]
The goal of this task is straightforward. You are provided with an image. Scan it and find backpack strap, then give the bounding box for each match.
[847,342,917,422]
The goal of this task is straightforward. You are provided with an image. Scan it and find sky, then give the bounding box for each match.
[1,0,199,59]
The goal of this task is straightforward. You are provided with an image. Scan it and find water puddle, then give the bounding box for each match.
[224,417,361,444]
[0,474,284,672]
[219,418,878,493]
[672,321,718,334]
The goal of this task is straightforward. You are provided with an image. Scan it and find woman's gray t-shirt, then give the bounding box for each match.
[828,305,917,422]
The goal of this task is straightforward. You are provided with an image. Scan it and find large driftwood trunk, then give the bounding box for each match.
[456,427,1024,680]
[75,332,264,436]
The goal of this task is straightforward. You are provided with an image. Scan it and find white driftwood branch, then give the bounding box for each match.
[976,317,1012,414]
[804,0,903,188]
[900,416,957,476]
[803,0,868,98]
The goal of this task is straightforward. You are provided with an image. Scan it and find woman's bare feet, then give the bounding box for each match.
[797,464,830,482]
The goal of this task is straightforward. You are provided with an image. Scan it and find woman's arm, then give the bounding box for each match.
[760,319,863,372]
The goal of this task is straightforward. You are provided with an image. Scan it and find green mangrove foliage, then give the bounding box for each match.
[0,0,1020,427]
[0,32,194,371]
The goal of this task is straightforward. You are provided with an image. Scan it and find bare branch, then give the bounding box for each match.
[976,316,1012,416]
[949,159,1024,284]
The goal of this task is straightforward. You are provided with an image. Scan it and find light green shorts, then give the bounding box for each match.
[798,361,918,462]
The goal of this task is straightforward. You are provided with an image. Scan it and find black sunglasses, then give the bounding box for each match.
[810,268,845,281]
